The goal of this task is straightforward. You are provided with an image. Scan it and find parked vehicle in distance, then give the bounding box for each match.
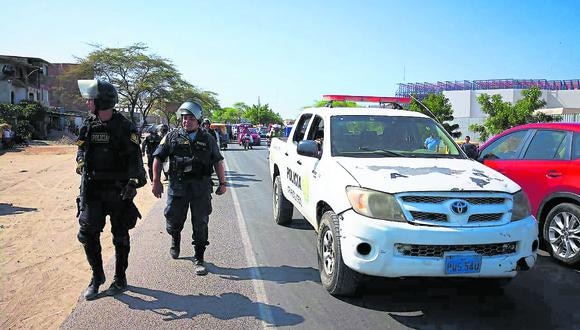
[268,94,539,296]
[478,122,580,266]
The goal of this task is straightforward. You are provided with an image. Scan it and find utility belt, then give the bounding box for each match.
[87,171,128,181]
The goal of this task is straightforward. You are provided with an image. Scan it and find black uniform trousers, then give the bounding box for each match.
[78,184,134,279]
[164,176,213,250]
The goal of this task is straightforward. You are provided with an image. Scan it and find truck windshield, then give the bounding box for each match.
[330,115,463,158]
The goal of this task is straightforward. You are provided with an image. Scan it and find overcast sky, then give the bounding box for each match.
[2,0,579,119]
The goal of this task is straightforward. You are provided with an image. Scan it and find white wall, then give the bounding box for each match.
[443,88,580,142]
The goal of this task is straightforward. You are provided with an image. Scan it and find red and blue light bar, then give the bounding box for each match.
[322,94,411,104]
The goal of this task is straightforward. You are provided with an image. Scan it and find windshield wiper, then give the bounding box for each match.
[358,147,404,157]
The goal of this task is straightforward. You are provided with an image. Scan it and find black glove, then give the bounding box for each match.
[121,180,138,200]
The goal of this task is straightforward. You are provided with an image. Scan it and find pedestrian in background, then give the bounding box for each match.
[151,100,227,275]
[461,135,479,159]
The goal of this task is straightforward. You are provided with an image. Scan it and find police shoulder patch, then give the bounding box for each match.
[130,133,140,145]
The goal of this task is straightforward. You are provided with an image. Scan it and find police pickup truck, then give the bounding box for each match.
[268,95,539,296]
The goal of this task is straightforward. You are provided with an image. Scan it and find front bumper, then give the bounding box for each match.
[339,210,538,278]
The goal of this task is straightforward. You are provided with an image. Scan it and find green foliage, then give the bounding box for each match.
[0,101,45,139]
[409,93,461,138]
[469,87,559,141]
[70,43,220,131]
[312,100,358,108]
[212,107,242,123]
[242,103,283,125]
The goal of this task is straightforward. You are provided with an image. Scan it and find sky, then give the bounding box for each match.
[2,0,579,120]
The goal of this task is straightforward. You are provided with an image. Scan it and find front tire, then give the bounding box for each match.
[543,203,580,266]
[273,176,293,225]
[317,211,360,296]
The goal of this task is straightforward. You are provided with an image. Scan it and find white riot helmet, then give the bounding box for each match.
[176,100,202,121]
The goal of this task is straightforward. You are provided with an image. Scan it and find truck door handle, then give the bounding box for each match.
[546,170,562,178]
[297,160,302,165]
[284,152,288,156]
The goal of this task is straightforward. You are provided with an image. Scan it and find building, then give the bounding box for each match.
[46,63,88,132]
[0,55,50,106]
[396,79,580,141]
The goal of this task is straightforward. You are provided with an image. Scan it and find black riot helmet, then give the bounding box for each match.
[202,118,211,126]
[157,124,169,134]
[95,80,118,111]
[77,79,118,111]
[176,100,203,121]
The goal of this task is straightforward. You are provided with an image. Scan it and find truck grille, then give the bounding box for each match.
[398,192,511,227]
[469,213,503,222]
[395,242,517,257]
[410,211,447,222]
[401,196,506,205]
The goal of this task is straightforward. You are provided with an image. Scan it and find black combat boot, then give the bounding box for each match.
[170,233,180,259]
[193,245,207,276]
[108,242,129,296]
[84,268,106,300]
[82,242,106,300]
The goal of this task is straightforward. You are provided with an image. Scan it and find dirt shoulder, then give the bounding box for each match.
[0,144,159,329]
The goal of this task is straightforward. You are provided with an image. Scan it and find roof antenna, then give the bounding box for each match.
[409,94,440,123]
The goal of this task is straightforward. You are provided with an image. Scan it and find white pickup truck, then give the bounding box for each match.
[268,98,539,296]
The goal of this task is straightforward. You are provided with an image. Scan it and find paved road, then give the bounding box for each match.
[63,141,580,329]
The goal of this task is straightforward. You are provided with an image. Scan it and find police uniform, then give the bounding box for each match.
[76,110,146,299]
[142,132,162,181]
[152,126,223,263]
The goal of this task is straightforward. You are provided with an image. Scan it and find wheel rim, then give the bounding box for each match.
[321,227,335,276]
[548,210,580,260]
[273,180,280,212]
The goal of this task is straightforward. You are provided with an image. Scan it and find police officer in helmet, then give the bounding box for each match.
[142,125,162,181]
[76,79,147,300]
[158,124,169,138]
[152,100,226,275]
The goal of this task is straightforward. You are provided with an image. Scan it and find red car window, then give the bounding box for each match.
[522,130,569,160]
[480,130,529,160]
[573,132,580,160]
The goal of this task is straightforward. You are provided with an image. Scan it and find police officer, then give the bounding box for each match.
[158,124,169,139]
[202,118,220,146]
[142,126,162,181]
[76,79,147,300]
[151,100,226,275]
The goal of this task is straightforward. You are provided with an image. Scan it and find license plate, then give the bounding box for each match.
[445,254,482,274]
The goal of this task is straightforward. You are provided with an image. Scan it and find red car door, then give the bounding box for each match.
[517,129,573,216]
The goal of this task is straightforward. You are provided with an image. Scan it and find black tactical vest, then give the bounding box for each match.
[144,134,162,156]
[84,115,128,179]
[167,128,213,177]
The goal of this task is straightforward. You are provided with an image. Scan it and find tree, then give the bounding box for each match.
[69,44,185,130]
[469,87,559,141]
[409,93,461,138]
[243,103,283,125]
[211,107,242,123]
[0,101,46,139]
[311,100,358,108]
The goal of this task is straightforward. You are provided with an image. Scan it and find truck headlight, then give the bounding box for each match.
[511,190,532,221]
[346,186,407,222]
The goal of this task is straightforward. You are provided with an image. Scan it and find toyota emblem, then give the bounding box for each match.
[451,200,468,214]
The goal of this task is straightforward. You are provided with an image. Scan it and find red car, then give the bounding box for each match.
[478,122,580,266]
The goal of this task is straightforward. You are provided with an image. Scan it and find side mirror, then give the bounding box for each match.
[297,140,320,158]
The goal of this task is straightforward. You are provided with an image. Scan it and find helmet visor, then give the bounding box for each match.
[77,80,99,99]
